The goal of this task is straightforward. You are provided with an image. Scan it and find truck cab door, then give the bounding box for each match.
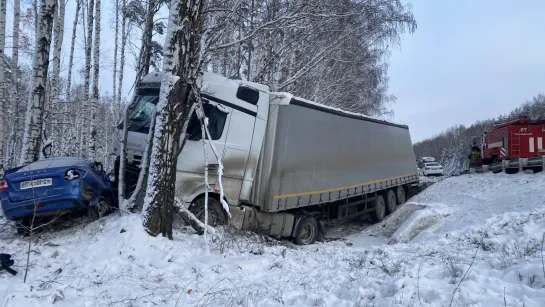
[176,99,232,198]
[221,105,258,204]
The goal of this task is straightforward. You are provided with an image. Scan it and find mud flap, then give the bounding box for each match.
[316,220,325,242]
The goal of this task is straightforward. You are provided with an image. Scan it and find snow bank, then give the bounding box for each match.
[389,203,452,244]
[1,172,545,306]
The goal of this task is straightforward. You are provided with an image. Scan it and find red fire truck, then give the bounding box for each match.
[481,116,545,165]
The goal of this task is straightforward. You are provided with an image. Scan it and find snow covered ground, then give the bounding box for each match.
[417,174,445,184]
[1,172,545,306]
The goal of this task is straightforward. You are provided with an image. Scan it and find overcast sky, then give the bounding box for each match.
[388,0,545,143]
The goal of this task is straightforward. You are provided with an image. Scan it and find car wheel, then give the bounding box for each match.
[385,189,397,214]
[370,194,386,222]
[188,196,228,230]
[293,216,319,245]
[87,196,112,221]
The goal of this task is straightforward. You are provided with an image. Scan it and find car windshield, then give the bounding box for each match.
[127,90,160,133]
[16,158,87,172]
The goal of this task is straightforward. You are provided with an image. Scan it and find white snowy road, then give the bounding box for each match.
[1,172,545,306]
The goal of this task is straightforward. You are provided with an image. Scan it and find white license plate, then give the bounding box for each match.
[20,178,53,190]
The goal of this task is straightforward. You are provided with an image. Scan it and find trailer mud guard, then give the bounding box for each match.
[230,205,295,238]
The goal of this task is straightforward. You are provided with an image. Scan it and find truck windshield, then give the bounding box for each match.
[127,92,159,133]
[125,91,228,139]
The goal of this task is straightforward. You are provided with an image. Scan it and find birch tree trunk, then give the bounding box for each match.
[112,0,119,105]
[117,0,126,106]
[82,0,94,158]
[66,0,80,156]
[0,0,6,170]
[51,0,65,106]
[8,0,20,168]
[142,0,205,239]
[115,0,128,205]
[20,0,57,165]
[142,0,155,75]
[88,0,100,161]
[66,0,81,103]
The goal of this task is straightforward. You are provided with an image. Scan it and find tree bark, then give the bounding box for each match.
[81,0,94,158]
[50,0,64,106]
[66,0,80,156]
[66,0,80,103]
[112,0,119,106]
[142,0,205,239]
[7,0,20,168]
[20,0,57,165]
[88,0,100,161]
[117,0,126,106]
[0,0,6,169]
[142,0,156,75]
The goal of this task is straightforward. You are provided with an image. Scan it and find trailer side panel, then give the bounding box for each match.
[255,99,418,212]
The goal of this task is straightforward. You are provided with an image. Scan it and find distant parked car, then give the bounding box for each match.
[420,161,444,176]
[0,157,117,234]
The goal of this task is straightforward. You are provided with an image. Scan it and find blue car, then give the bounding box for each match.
[0,157,118,234]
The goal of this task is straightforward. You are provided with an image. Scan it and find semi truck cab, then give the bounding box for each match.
[111,72,271,212]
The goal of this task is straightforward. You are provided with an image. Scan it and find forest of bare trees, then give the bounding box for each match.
[0,0,416,167]
[414,94,545,175]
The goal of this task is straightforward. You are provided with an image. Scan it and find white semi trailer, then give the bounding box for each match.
[111,72,419,245]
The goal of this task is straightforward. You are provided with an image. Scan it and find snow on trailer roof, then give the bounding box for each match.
[138,71,270,93]
[201,72,270,93]
[270,92,409,129]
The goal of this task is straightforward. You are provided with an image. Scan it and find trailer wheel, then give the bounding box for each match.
[294,217,319,245]
[386,189,397,214]
[396,186,406,205]
[371,195,386,222]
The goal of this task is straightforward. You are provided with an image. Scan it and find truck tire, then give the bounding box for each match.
[370,194,386,222]
[293,216,319,245]
[396,186,406,205]
[386,189,397,214]
[188,196,228,228]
